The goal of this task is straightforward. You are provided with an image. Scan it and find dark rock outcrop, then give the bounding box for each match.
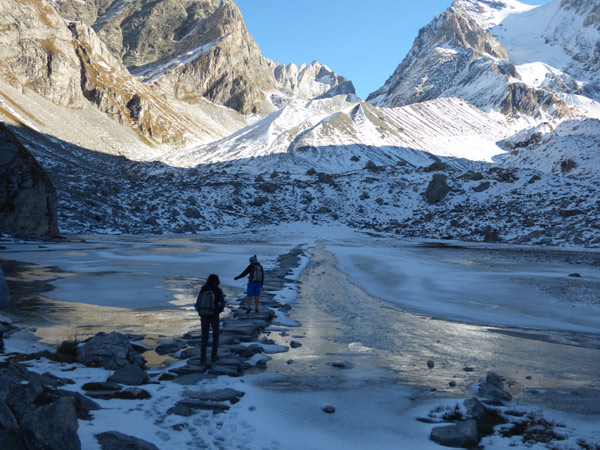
[95,431,159,450]
[0,124,59,237]
[76,331,146,370]
[425,174,451,204]
[0,362,82,450]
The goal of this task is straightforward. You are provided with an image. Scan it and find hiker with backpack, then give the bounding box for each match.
[195,274,225,363]
[234,255,264,314]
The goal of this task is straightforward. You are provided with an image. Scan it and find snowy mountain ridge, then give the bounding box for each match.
[1,0,599,247]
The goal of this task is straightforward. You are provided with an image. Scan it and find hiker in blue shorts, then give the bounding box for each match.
[234,255,264,314]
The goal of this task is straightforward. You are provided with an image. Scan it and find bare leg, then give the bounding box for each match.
[254,296,260,312]
[246,296,252,311]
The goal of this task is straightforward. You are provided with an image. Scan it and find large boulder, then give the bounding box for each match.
[21,397,80,450]
[77,332,146,370]
[0,125,59,237]
[430,419,479,448]
[107,364,149,386]
[424,174,451,204]
[95,431,159,450]
[0,362,82,450]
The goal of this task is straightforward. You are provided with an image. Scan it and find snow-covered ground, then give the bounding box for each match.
[1,229,599,449]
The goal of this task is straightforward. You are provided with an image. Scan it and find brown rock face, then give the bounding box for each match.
[148,0,277,114]
[0,0,85,108]
[0,124,59,237]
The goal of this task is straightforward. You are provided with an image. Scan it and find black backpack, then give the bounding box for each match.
[196,290,217,316]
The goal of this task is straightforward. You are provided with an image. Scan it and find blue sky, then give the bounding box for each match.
[235,0,550,98]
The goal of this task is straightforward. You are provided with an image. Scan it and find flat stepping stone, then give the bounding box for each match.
[172,373,216,385]
[209,363,242,377]
[176,399,230,413]
[182,388,244,403]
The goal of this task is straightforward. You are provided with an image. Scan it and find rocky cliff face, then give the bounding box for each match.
[0,124,59,237]
[0,0,85,108]
[272,61,356,102]
[367,5,572,119]
[52,0,355,115]
[0,0,209,147]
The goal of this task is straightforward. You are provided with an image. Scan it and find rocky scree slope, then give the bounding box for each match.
[13,120,599,247]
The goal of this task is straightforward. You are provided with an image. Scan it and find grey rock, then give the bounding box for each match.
[113,387,152,400]
[464,397,485,419]
[172,373,216,386]
[77,332,146,370]
[167,405,195,417]
[430,419,479,448]
[289,340,302,348]
[82,381,122,392]
[473,181,491,192]
[21,397,81,450]
[425,174,450,204]
[155,340,187,355]
[486,372,505,389]
[0,125,60,238]
[322,405,336,414]
[427,360,435,369]
[52,390,101,421]
[95,431,159,450]
[108,364,149,386]
[424,161,447,172]
[478,383,512,403]
[5,379,43,421]
[182,388,244,404]
[176,399,230,413]
[0,399,18,431]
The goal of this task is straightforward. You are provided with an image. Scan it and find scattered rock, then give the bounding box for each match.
[290,340,302,348]
[95,431,159,450]
[113,387,152,400]
[430,419,479,448]
[77,332,146,370]
[478,372,512,403]
[473,181,490,192]
[182,388,244,404]
[322,405,336,414]
[568,273,582,278]
[82,381,122,392]
[427,360,435,369]
[107,364,149,386]
[424,161,447,172]
[559,209,583,218]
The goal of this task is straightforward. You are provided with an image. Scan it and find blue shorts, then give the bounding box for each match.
[247,281,261,297]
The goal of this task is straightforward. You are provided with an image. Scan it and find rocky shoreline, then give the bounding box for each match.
[0,246,307,449]
[1,243,598,449]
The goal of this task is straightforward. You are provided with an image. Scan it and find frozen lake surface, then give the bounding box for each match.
[1,231,599,449]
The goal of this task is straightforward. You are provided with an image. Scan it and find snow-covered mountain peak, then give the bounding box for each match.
[451,0,539,29]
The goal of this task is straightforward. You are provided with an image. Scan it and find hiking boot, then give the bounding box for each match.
[200,357,207,364]
[245,308,251,314]
[255,308,259,313]
[211,355,220,362]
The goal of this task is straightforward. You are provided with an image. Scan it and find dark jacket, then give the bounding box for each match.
[197,283,225,316]
[234,262,264,285]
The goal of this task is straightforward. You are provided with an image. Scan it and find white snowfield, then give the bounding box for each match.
[166,96,514,173]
